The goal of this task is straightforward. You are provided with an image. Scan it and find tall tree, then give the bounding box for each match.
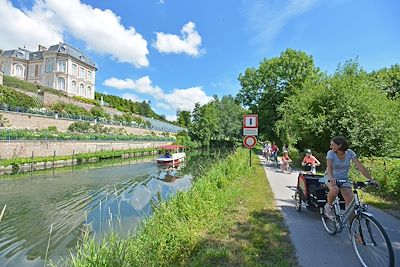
[276,59,400,156]
[176,110,191,128]
[236,48,321,143]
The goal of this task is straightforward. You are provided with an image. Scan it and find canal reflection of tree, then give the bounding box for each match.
[0,147,232,267]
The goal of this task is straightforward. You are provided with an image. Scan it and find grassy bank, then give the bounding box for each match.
[65,148,297,267]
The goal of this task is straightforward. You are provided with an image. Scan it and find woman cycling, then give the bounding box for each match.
[302,149,321,174]
[323,136,377,219]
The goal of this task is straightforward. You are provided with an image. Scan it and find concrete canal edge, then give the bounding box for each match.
[0,140,172,175]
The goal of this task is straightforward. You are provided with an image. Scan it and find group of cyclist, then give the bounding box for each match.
[263,142,319,173]
[262,136,378,220]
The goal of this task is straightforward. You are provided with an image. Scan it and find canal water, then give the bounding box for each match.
[0,148,232,267]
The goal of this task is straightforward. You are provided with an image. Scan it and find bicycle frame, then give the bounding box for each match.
[331,186,370,232]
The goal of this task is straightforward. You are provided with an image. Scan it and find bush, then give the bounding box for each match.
[90,106,110,119]
[73,96,99,106]
[0,85,39,108]
[351,157,400,200]
[49,101,93,119]
[68,122,92,133]
[47,126,58,132]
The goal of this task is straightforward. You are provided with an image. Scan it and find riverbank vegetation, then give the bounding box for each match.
[66,148,296,267]
[0,127,174,141]
[175,95,246,148]
[0,147,159,175]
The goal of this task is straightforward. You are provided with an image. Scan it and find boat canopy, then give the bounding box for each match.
[158,145,185,150]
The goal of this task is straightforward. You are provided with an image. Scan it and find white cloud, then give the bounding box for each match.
[122,93,142,103]
[165,115,177,122]
[0,0,62,51]
[153,21,204,57]
[104,76,213,111]
[103,76,164,100]
[243,0,319,45]
[163,87,213,111]
[0,0,149,68]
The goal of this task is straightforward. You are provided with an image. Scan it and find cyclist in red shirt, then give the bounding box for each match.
[302,149,321,174]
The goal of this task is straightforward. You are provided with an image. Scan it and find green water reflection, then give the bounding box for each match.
[0,148,232,267]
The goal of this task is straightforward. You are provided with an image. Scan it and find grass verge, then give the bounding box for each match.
[65,148,297,267]
[186,152,297,266]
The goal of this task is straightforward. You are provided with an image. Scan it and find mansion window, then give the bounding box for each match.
[15,64,24,78]
[80,84,84,95]
[72,64,78,76]
[87,86,91,98]
[80,67,85,79]
[58,60,66,72]
[88,71,92,82]
[71,81,77,93]
[57,77,65,91]
[45,58,54,72]
[29,65,35,78]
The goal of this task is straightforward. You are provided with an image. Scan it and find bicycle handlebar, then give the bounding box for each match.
[327,179,379,188]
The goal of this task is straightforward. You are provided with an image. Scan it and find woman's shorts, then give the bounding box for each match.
[319,176,352,188]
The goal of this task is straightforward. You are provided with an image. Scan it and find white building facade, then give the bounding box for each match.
[0,43,97,99]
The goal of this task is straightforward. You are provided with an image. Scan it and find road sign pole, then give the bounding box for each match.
[250,148,252,167]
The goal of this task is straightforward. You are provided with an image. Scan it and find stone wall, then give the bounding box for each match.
[0,140,171,159]
[0,111,166,136]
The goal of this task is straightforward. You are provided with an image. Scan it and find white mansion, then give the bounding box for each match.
[0,43,96,99]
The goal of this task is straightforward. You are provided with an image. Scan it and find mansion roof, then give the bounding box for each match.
[1,43,96,68]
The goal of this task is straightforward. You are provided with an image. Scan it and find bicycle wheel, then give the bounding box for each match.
[351,214,394,267]
[287,166,292,174]
[294,191,301,212]
[321,210,337,235]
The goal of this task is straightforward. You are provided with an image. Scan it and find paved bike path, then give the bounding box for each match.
[260,156,400,267]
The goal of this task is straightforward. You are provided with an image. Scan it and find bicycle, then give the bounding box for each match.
[280,160,292,174]
[271,154,279,168]
[321,180,394,267]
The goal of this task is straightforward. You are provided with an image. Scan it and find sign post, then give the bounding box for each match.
[243,114,258,167]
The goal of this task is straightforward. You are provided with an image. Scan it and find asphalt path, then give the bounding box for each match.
[259,156,400,267]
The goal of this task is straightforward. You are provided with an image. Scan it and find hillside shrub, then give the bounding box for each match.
[0,85,39,108]
[3,75,65,96]
[49,102,93,119]
[73,96,99,106]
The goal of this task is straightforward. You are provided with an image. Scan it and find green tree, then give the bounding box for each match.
[236,48,321,143]
[176,110,191,128]
[276,59,400,156]
[369,64,400,99]
[188,96,245,147]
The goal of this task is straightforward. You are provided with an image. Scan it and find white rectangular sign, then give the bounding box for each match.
[243,128,258,136]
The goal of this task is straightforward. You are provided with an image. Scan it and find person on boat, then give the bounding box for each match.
[165,152,171,158]
[302,149,321,174]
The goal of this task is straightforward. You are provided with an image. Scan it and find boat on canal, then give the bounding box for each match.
[156,145,186,166]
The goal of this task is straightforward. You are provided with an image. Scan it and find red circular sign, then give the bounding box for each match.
[243,136,257,149]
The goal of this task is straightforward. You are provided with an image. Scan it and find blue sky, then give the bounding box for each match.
[1,0,399,121]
